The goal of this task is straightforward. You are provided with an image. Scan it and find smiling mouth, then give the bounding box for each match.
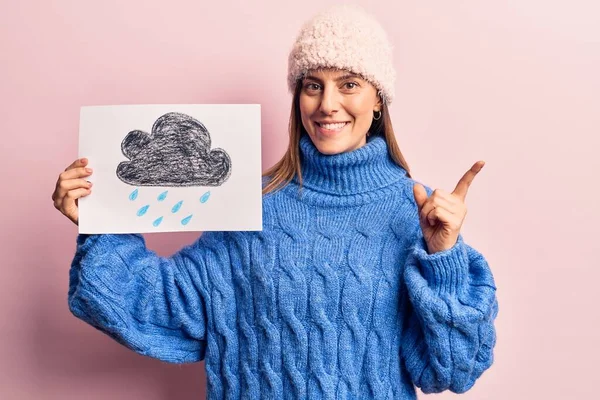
[315,121,350,130]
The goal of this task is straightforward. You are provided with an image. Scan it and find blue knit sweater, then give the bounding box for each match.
[68,133,498,399]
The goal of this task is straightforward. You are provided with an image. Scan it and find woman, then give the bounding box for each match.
[53,5,498,399]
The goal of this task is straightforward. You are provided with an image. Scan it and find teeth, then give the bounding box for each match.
[319,122,347,130]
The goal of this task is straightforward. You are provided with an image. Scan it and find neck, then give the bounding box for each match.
[296,133,408,196]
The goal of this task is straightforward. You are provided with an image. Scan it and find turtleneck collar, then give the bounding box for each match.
[295,133,408,197]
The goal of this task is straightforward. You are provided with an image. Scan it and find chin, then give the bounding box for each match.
[308,131,363,154]
[315,145,342,155]
[311,139,359,155]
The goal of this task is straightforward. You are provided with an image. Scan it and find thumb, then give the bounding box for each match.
[413,182,428,211]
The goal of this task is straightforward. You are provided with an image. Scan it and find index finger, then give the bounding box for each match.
[65,158,88,171]
[452,161,485,200]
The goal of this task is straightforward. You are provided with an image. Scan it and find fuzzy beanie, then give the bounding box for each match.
[287,4,396,104]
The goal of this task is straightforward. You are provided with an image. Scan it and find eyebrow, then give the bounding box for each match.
[303,73,362,83]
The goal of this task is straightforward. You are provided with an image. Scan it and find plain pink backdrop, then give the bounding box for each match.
[1,0,598,399]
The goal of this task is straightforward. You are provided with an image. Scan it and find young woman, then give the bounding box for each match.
[53,5,498,399]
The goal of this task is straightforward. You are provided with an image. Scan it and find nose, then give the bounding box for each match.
[319,85,340,116]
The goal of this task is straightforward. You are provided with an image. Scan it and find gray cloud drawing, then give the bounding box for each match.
[116,112,232,187]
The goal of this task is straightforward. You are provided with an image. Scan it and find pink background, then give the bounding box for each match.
[1,1,598,399]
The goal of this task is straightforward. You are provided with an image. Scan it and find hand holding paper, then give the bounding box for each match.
[52,158,94,226]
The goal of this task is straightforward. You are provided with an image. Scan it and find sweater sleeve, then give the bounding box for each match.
[400,231,498,394]
[68,231,222,364]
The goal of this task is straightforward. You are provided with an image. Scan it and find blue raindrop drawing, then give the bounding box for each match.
[200,191,211,203]
[137,204,150,217]
[171,200,183,213]
[129,188,139,201]
[153,216,164,227]
[181,214,193,225]
[157,190,168,201]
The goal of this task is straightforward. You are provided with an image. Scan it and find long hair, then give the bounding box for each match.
[262,80,412,195]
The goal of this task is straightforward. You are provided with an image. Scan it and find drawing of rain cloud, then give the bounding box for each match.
[116,112,232,187]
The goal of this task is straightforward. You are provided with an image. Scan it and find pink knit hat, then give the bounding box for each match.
[287,4,396,104]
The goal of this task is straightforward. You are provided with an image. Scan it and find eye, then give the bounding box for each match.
[303,82,321,91]
[343,82,359,90]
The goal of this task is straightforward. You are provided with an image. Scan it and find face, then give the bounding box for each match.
[299,68,382,155]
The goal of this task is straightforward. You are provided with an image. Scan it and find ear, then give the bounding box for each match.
[375,90,384,110]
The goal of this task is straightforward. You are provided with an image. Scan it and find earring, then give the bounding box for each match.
[373,110,382,120]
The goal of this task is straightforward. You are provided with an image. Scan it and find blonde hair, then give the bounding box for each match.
[262,80,412,195]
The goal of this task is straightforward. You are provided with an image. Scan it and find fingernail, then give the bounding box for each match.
[81,158,87,163]
[85,168,93,173]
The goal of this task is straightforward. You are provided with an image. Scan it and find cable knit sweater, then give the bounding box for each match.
[68,133,498,399]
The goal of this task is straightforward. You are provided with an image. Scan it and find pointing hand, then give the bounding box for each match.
[412,161,485,254]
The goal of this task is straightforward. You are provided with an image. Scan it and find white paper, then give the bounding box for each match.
[78,104,262,234]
